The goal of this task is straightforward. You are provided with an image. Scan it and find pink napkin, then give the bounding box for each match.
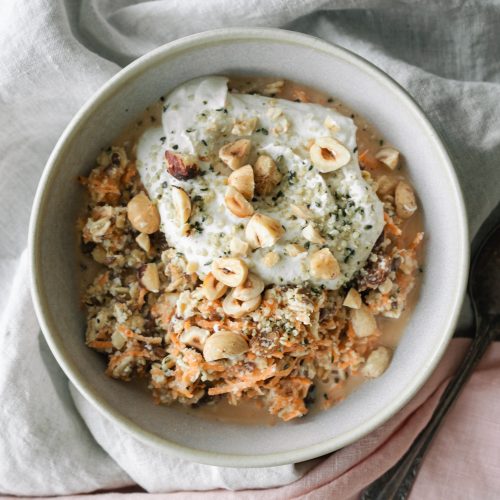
[51,338,500,499]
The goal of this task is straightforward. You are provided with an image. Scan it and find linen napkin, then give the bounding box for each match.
[1,0,500,496]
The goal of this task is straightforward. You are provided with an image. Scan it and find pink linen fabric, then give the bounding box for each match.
[50,338,500,499]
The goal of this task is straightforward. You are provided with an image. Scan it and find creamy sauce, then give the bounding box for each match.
[80,76,424,425]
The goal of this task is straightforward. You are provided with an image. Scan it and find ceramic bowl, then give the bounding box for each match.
[29,28,468,467]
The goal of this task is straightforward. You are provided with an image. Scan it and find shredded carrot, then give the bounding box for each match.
[384,212,402,236]
[359,150,384,170]
[88,340,113,349]
[118,325,163,345]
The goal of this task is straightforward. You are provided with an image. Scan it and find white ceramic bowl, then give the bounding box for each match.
[29,28,468,467]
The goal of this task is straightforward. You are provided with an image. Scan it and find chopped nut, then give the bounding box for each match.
[254,155,282,196]
[302,223,325,244]
[323,116,339,131]
[127,192,160,234]
[111,329,127,350]
[228,165,254,200]
[139,263,160,293]
[203,330,249,361]
[310,248,340,279]
[211,257,248,287]
[233,273,264,301]
[376,174,399,196]
[202,272,228,301]
[285,243,306,257]
[224,186,254,218]
[245,213,285,248]
[232,117,258,136]
[222,290,262,319]
[229,237,249,257]
[375,147,400,170]
[351,304,378,337]
[395,181,417,219]
[165,151,199,180]
[267,107,283,120]
[219,139,251,170]
[263,251,280,267]
[343,288,362,309]
[310,137,351,173]
[172,186,191,226]
[135,233,150,253]
[362,346,392,378]
[181,223,190,236]
[291,204,314,220]
[180,326,210,351]
[92,246,108,265]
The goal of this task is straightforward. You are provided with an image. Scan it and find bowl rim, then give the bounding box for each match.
[29,27,469,468]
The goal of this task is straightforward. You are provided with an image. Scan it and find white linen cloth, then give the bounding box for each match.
[0,0,499,495]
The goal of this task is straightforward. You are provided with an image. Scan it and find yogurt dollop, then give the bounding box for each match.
[136,77,384,289]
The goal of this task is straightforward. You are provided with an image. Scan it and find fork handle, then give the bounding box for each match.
[361,316,500,500]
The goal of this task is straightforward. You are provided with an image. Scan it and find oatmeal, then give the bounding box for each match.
[78,76,423,422]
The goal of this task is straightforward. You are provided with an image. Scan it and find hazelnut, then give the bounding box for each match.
[254,155,282,196]
[310,248,340,280]
[375,147,400,170]
[310,137,351,173]
[224,186,254,218]
[165,151,199,180]
[245,213,285,248]
[219,139,251,170]
[211,257,248,287]
[127,192,160,234]
[228,165,254,200]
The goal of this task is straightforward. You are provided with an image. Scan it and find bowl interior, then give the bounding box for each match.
[31,30,467,466]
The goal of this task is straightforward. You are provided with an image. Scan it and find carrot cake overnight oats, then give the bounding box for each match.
[78,76,423,422]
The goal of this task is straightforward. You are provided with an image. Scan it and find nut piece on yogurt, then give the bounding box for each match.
[351,304,378,338]
[310,248,340,280]
[375,147,400,170]
[285,243,306,257]
[171,186,192,226]
[310,137,351,173]
[222,290,262,319]
[228,165,255,200]
[219,139,251,170]
[302,223,325,244]
[202,272,228,301]
[224,186,254,218]
[232,273,264,301]
[135,233,150,253]
[211,257,248,287]
[245,213,285,248]
[139,263,160,293]
[165,151,199,180]
[362,346,392,378]
[291,204,314,220]
[254,155,282,196]
[180,326,210,351]
[230,237,249,257]
[232,117,258,136]
[343,288,362,309]
[263,251,280,268]
[395,181,417,219]
[203,330,249,361]
[376,174,399,196]
[127,191,160,234]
